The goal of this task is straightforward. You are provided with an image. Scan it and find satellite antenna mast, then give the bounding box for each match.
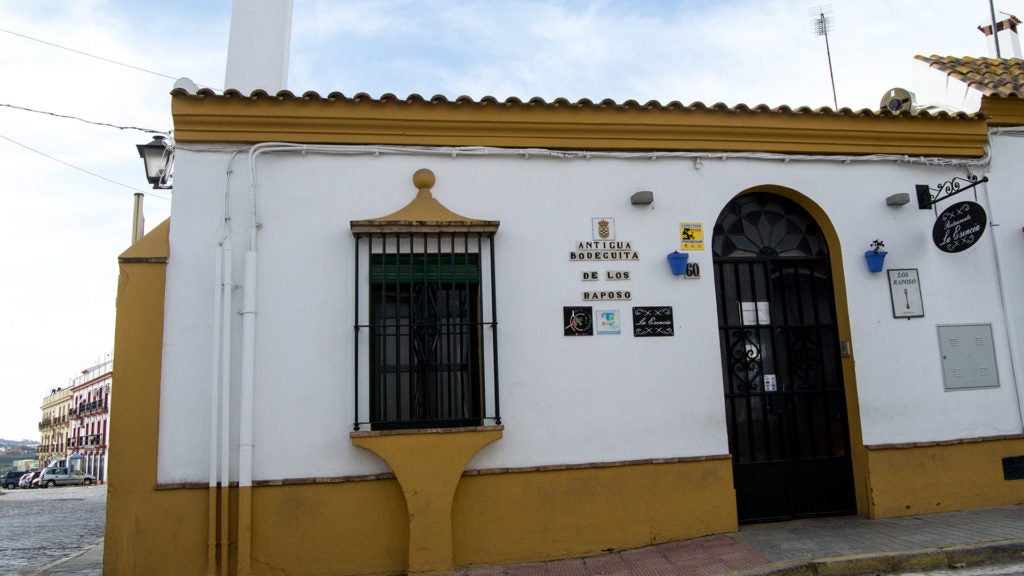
[810,5,839,109]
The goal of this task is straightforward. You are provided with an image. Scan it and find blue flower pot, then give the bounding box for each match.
[865,251,886,273]
[667,252,689,275]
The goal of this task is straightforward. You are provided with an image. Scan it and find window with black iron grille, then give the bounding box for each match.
[353,232,500,431]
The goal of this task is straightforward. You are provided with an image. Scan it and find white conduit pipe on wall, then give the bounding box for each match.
[986,127,1024,430]
[178,142,994,168]
[207,242,222,576]
[979,173,1024,432]
[218,238,233,576]
[210,152,239,576]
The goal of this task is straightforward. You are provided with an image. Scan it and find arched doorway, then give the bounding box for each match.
[713,192,856,523]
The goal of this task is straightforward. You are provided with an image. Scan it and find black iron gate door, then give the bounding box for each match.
[712,193,856,523]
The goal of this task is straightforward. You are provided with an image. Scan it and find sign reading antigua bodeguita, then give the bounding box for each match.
[569,240,639,261]
[932,201,986,253]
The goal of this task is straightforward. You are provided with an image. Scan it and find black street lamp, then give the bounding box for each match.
[136,135,173,189]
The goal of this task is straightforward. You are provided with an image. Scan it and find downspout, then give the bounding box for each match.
[237,248,256,576]
[210,151,239,576]
[207,241,222,576]
[979,172,1024,431]
[219,239,233,576]
[237,143,299,575]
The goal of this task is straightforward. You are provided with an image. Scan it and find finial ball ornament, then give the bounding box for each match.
[413,168,436,190]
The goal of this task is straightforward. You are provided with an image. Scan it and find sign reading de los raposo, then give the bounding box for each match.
[933,201,986,253]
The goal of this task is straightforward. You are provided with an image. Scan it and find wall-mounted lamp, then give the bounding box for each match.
[631,191,654,205]
[136,135,173,190]
[885,193,910,206]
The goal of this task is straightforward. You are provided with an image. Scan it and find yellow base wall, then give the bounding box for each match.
[866,437,1024,518]
[109,461,735,576]
[453,458,738,567]
[251,481,409,576]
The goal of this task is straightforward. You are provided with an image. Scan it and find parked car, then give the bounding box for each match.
[19,471,40,488]
[37,467,95,488]
[3,470,25,489]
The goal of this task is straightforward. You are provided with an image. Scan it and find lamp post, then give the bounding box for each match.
[133,135,173,244]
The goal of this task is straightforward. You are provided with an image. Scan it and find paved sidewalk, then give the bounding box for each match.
[455,504,1024,576]
[28,504,1024,576]
[31,540,102,576]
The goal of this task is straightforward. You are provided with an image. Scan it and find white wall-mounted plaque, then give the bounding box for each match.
[888,268,924,318]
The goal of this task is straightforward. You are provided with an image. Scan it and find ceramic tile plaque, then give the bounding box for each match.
[563,306,593,336]
[632,306,674,337]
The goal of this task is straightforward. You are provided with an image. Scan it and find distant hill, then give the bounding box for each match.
[0,440,39,471]
[0,438,39,446]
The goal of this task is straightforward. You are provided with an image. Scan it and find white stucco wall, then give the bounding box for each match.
[156,144,1024,484]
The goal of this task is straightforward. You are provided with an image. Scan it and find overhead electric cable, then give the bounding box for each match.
[0,26,221,91]
[0,132,170,201]
[0,103,169,135]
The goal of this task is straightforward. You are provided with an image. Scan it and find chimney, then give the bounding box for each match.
[224,0,294,94]
[978,11,1023,59]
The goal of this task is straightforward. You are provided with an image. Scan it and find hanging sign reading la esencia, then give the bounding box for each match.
[569,218,640,260]
[932,201,987,253]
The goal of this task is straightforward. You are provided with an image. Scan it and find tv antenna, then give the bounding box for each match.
[809,5,839,109]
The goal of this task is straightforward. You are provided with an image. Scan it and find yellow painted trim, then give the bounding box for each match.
[980,96,1024,126]
[453,457,737,567]
[252,480,409,576]
[351,427,503,576]
[351,168,500,234]
[171,95,989,157]
[727,187,868,517]
[865,437,1024,517]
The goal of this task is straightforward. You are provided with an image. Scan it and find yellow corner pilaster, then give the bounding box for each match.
[351,427,503,576]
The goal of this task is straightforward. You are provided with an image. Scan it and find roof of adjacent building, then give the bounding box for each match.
[916,55,1024,98]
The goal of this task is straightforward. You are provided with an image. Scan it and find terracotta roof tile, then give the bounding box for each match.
[916,55,1024,98]
[178,87,978,120]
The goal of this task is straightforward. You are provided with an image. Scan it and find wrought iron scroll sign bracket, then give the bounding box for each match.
[916,175,989,212]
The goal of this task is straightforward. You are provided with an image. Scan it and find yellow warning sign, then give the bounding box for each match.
[679,222,704,251]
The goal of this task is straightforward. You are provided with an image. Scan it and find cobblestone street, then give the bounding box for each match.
[0,485,105,575]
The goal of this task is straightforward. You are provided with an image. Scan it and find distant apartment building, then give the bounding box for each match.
[39,357,113,482]
[68,358,112,482]
[38,387,71,465]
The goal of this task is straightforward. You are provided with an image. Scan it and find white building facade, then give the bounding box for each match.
[103,80,1024,576]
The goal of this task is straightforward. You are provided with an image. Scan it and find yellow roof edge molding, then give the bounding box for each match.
[172,93,990,157]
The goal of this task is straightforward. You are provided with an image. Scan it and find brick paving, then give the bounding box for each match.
[0,485,104,576]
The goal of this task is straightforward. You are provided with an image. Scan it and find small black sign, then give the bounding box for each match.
[632,306,674,337]
[563,306,593,336]
[932,201,987,253]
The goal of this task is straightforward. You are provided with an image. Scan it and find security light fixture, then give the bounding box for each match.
[886,193,910,206]
[136,135,172,189]
[631,191,654,205]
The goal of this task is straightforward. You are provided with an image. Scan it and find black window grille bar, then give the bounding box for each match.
[352,231,499,431]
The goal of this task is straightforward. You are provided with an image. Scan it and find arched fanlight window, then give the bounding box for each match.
[712,193,828,259]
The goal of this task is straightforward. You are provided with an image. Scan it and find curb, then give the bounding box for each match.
[28,540,103,576]
[731,539,1024,575]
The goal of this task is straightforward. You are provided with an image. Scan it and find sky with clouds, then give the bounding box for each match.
[0,0,1015,441]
